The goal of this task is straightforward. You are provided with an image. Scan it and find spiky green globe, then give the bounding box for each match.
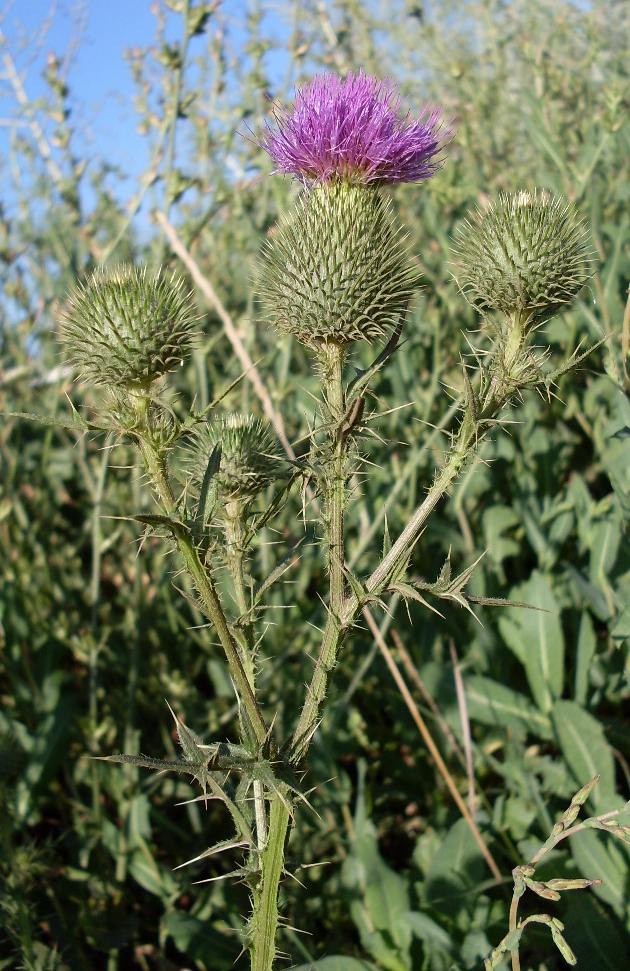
[58,266,198,389]
[257,182,419,346]
[190,415,285,503]
[455,192,591,326]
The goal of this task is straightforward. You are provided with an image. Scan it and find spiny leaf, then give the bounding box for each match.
[194,442,221,526]
[252,539,303,607]
[4,410,102,432]
[347,317,404,402]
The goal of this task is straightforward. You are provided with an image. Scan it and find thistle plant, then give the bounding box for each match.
[54,71,613,971]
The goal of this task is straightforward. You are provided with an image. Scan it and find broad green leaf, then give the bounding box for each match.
[291,960,379,971]
[570,829,628,918]
[482,504,520,566]
[565,563,612,621]
[498,571,564,712]
[348,900,408,971]
[404,911,453,952]
[562,893,630,971]
[552,699,616,808]
[128,835,178,900]
[343,763,412,968]
[343,825,411,970]
[465,674,552,739]
[611,603,630,645]
[161,911,241,969]
[422,818,485,916]
[588,511,622,584]
[574,612,597,705]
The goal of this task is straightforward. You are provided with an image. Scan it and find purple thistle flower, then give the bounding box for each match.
[258,70,453,186]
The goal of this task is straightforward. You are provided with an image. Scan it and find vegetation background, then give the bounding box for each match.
[0,1,629,969]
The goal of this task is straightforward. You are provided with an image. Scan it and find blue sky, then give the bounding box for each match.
[0,1,161,181]
[0,0,291,214]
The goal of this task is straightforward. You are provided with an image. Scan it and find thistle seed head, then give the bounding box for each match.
[257,181,419,346]
[58,265,198,389]
[454,191,592,327]
[189,414,285,503]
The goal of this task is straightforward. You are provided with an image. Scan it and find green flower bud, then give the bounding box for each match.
[257,182,419,347]
[189,414,285,504]
[454,191,591,327]
[104,390,179,448]
[58,265,198,390]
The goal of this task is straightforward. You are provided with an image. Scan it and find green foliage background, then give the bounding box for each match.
[0,1,629,969]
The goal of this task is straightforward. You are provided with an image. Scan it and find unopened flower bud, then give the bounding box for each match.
[58,265,198,390]
[455,191,591,328]
[258,182,418,346]
[189,414,285,505]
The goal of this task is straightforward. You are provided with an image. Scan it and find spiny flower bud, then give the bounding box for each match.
[257,181,419,346]
[58,265,198,390]
[189,414,285,504]
[454,191,591,327]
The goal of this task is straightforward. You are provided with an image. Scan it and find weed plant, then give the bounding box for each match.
[0,2,629,970]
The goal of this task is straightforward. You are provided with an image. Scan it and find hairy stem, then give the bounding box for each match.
[291,342,347,763]
[249,792,291,971]
[135,424,268,749]
[223,503,267,847]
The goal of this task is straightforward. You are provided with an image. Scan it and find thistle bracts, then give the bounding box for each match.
[258,182,418,346]
[58,265,197,390]
[188,414,285,508]
[455,191,591,330]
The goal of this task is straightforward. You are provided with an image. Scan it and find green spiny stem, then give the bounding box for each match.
[321,341,347,619]
[292,420,474,764]
[290,610,346,764]
[249,791,291,971]
[364,421,474,600]
[293,355,492,764]
[223,502,267,847]
[135,426,268,750]
[291,342,347,763]
[224,501,256,685]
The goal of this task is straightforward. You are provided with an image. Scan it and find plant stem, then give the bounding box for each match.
[136,428,268,749]
[249,793,291,971]
[291,342,347,763]
[323,342,347,621]
[364,425,473,598]
[509,884,521,971]
[223,503,267,847]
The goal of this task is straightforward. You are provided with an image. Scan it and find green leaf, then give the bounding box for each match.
[569,829,628,918]
[3,410,92,431]
[482,504,521,567]
[498,570,564,712]
[574,612,597,705]
[552,700,616,809]
[611,603,630,646]
[404,910,453,953]
[465,674,553,739]
[343,763,412,969]
[291,960,379,971]
[161,910,241,968]
[562,893,630,971]
[422,818,485,916]
[588,511,622,584]
[128,834,178,899]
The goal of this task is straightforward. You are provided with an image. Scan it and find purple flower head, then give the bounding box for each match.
[258,70,453,186]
